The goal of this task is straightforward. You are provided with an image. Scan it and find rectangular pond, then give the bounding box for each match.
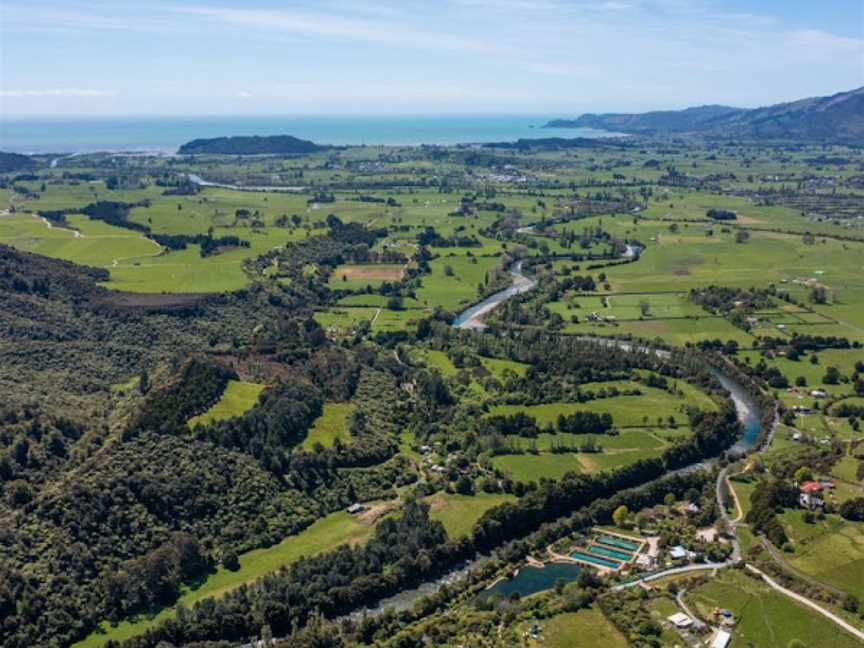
[597,535,640,551]
[570,550,621,570]
[588,545,633,562]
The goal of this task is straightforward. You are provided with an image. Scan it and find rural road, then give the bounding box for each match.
[716,466,742,562]
[745,564,864,642]
[676,588,706,631]
[612,561,734,591]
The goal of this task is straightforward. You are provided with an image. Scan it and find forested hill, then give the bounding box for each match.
[178,134,326,155]
[545,87,864,142]
[0,151,37,173]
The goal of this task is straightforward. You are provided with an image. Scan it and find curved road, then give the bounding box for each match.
[745,564,864,642]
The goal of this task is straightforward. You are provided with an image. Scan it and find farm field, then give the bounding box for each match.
[302,402,355,450]
[562,315,756,346]
[548,292,704,320]
[426,492,516,539]
[487,381,715,428]
[314,305,423,335]
[685,569,863,648]
[328,263,406,289]
[523,607,627,648]
[75,511,373,648]
[492,452,583,482]
[0,213,161,268]
[777,511,864,600]
[188,380,264,428]
[415,254,501,311]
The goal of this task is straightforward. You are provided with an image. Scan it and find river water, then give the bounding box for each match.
[238,265,768,635]
[452,261,536,329]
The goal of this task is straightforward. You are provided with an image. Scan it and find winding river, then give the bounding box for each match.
[344,261,768,615]
[451,261,536,329]
[187,173,305,193]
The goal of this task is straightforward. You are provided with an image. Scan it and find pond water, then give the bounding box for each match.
[478,562,583,600]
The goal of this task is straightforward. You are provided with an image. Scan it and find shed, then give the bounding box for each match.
[710,629,732,648]
[667,612,693,629]
[669,545,688,560]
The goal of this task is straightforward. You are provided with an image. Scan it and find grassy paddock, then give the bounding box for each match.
[188,380,264,428]
[524,606,627,648]
[75,511,373,648]
[302,402,355,450]
[328,263,406,289]
[685,569,862,648]
[426,492,516,539]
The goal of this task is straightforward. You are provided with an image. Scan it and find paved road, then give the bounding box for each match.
[676,588,707,631]
[612,561,734,591]
[745,564,864,642]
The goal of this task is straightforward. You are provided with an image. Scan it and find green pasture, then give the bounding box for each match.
[548,291,704,321]
[0,213,161,268]
[415,254,501,311]
[188,380,264,428]
[427,492,516,539]
[75,511,372,648]
[314,306,423,334]
[523,607,627,648]
[492,453,583,482]
[777,511,864,600]
[487,381,715,428]
[685,569,862,648]
[563,316,755,346]
[302,402,355,450]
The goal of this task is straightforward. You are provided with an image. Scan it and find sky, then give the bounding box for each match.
[1,0,862,117]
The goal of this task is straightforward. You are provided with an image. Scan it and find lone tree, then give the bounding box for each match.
[612,505,630,528]
[222,549,240,572]
[639,300,651,317]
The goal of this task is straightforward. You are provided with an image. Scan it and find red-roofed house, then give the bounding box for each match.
[800,481,823,494]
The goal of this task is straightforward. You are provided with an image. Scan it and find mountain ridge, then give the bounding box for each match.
[545,87,864,141]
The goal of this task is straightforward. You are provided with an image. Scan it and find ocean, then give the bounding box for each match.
[0,115,617,154]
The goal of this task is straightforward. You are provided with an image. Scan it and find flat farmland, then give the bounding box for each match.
[415,254,501,311]
[328,263,406,289]
[685,568,863,648]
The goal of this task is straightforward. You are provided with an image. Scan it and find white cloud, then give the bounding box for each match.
[171,5,500,54]
[0,88,117,97]
[237,90,253,99]
[785,29,864,62]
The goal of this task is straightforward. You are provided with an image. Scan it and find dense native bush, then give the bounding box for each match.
[196,377,324,474]
[126,358,236,437]
[840,497,864,522]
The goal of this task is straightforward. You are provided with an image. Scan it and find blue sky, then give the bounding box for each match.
[1,0,862,116]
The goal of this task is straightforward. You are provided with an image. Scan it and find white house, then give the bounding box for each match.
[667,613,693,629]
[710,629,732,648]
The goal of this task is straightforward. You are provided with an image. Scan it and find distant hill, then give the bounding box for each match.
[0,151,37,173]
[178,134,326,155]
[545,88,864,142]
